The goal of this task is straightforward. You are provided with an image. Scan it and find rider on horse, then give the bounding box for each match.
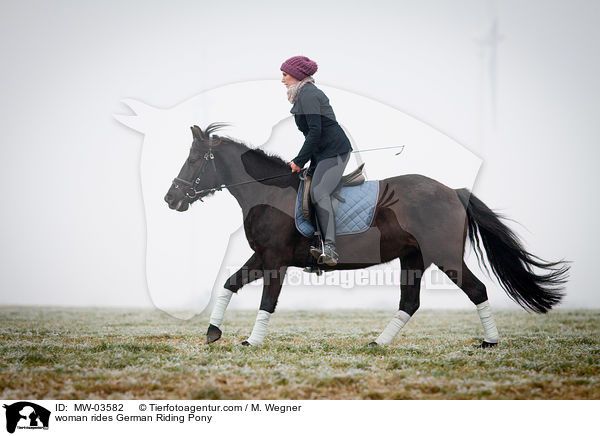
[282,55,353,266]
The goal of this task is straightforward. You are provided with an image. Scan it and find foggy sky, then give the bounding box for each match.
[0,0,598,310]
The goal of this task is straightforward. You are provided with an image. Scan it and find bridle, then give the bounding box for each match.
[172,136,220,200]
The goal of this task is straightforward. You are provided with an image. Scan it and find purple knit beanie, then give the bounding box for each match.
[280,56,318,80]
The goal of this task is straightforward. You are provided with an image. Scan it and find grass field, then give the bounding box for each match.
[0,307,598,399]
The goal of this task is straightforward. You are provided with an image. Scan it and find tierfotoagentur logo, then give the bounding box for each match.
[3,402,50,433]
[225,265,462,289]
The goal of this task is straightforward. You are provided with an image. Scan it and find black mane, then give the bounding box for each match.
[241,146,290,171]
[196,122,298,189]
[200,122,291,172]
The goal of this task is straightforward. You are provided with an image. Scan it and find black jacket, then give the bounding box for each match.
[290,83,352,174]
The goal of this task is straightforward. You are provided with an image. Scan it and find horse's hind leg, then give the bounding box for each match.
[451,261,499,347]
[373,250,425,346]
[207,253,263,344]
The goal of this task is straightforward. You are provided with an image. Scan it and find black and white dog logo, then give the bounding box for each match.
[3,402,50,433]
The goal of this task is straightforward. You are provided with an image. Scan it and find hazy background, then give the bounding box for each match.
[1,0,598,311]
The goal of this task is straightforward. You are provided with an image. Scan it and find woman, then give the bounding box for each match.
[281,55,353,266]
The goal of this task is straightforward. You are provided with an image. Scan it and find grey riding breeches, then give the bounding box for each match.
[310,151,351,245]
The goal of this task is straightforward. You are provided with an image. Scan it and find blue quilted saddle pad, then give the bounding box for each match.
[295,180,379,238]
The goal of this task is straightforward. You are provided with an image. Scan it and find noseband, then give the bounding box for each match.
[172,137,221,200]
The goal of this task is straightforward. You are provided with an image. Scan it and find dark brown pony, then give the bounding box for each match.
[164,123,569,346]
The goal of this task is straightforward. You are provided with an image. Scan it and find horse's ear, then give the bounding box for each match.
[191,125,204,140]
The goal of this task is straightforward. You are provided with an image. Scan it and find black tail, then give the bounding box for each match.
[456,188,569,313]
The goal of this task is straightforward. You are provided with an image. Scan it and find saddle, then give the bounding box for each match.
[301,162,366,220]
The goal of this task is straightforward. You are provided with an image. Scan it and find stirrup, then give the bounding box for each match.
[309,228,326,263]
[319,242,339,267]
[310,245,323,261]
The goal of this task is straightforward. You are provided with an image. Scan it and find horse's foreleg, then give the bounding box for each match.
[242,264,288,346]
[206,253,263,344]
[373,310,412,346]
[374,251,424,346]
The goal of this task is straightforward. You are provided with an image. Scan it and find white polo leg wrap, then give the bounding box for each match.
[476,300,499,343]
[247,310,272,346]
[208,288,234,328]
[375,310,412,345]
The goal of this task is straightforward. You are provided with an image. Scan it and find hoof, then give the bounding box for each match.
[241,340,251,346]
[367,341,379,347]
[478,341,498,349]
[206,324,222,344]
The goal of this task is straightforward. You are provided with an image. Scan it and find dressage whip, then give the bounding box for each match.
[351,145,405,155]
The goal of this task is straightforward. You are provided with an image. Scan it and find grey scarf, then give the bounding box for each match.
[287,76,315,104]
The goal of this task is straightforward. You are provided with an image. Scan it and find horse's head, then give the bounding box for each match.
[164,124,228,211]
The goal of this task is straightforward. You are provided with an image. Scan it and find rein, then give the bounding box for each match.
[186,172,298,200]
[172,137,296,201]
[173,140,405,201]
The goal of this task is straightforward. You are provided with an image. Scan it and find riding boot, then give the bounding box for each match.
[312,201,339,266]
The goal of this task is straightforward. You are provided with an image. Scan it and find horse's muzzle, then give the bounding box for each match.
[165,194,189,212]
